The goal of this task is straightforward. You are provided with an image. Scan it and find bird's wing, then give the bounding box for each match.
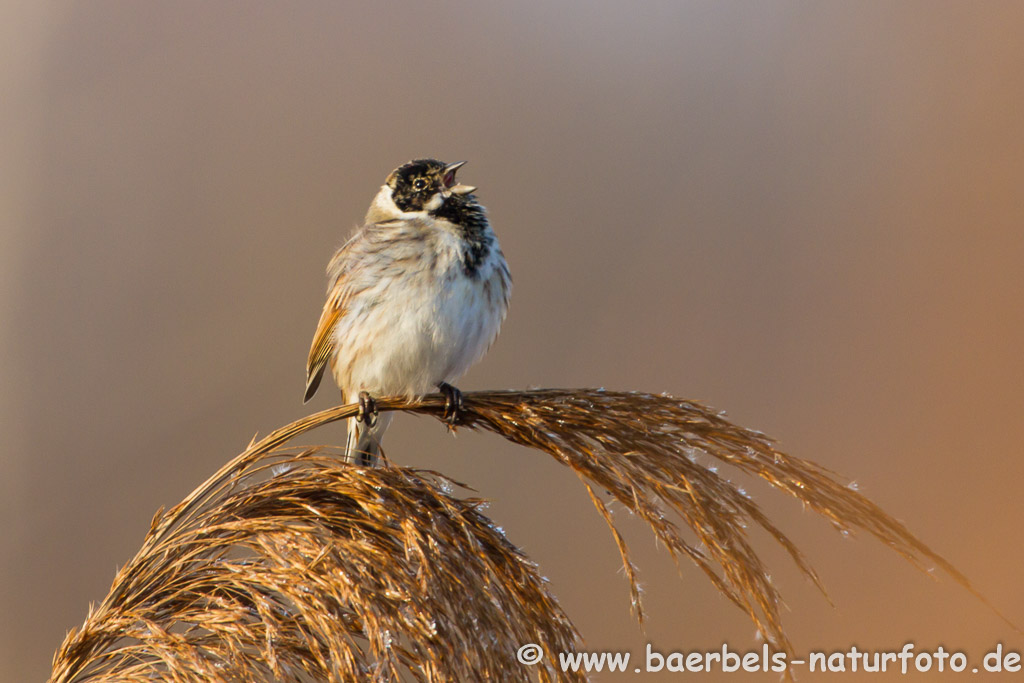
[304,237,361,402]
[304,297,343,402]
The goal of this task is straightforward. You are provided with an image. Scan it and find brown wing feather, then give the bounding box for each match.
[304,296,343,403]
[304,230,366,402]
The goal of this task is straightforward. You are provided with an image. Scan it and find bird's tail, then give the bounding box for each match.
[344,412,392,467]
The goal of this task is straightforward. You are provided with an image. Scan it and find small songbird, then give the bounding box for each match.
[305,159,511,465]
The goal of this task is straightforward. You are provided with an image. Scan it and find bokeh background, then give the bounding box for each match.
[3,2,1023,680]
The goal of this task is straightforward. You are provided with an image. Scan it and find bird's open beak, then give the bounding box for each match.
[442,160,476,195]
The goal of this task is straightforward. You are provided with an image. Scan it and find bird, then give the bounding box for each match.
[304,159,511,465]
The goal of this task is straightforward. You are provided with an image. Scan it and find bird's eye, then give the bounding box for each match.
[413,178,427,190]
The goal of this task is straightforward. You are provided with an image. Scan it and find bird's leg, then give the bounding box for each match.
[357,391,378,427]
[438,382,464,425]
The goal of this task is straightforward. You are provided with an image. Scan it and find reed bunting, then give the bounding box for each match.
[305,159,511,465]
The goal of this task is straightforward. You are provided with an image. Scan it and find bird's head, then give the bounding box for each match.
[365,159,477,224]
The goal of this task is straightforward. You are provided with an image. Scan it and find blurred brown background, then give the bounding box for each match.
[3,2,1023,680]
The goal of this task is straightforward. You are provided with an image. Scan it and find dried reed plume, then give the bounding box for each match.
[52,389,1001,682]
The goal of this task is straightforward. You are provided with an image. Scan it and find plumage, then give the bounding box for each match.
[305,159,511,464]
[305,299,343,402]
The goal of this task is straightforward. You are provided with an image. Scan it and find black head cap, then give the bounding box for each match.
[386,159,475,213]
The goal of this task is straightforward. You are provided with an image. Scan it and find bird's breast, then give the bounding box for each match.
[329,226,509,399]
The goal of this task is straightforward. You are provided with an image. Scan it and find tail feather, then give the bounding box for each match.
[344,412,392,467]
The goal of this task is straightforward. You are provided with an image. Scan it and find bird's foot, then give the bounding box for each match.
[357,391,378,427]
[438,382,464,426]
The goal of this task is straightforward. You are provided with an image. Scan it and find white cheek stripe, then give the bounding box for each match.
[423,193,445,212]
[365,184,439,224]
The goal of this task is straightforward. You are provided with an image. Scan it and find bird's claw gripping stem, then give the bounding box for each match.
[438,382,464,426]
[357,391,378,427]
